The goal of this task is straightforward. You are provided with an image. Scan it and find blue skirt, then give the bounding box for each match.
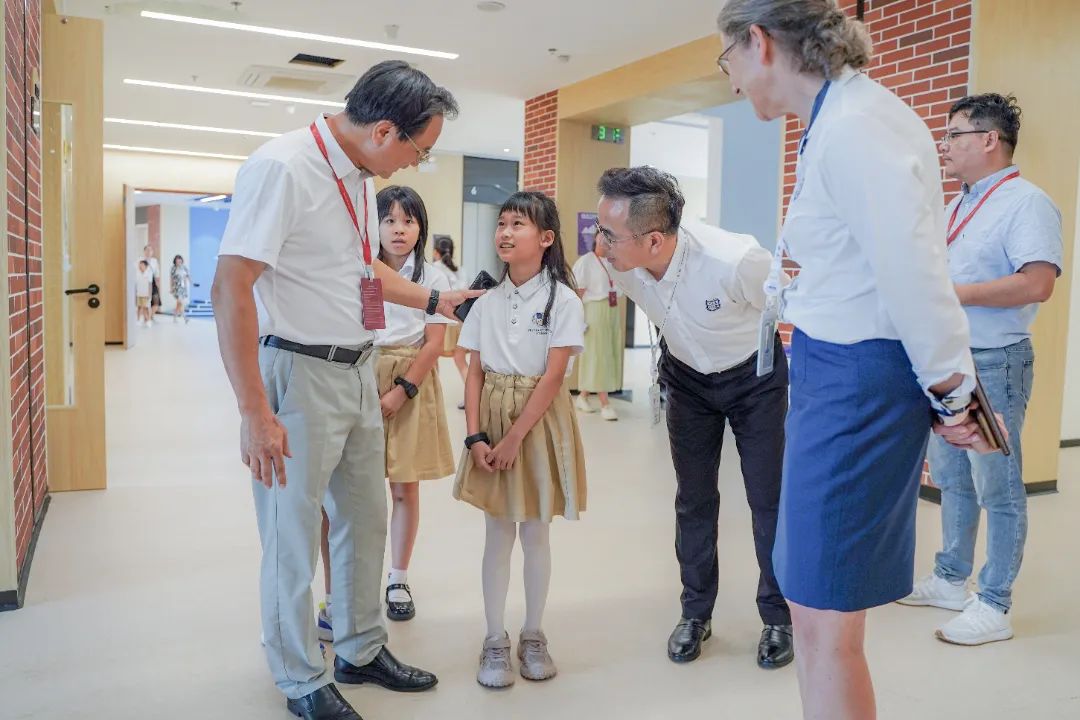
[774,329,932,611]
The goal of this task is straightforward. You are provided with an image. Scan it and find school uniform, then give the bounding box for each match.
[452,271,588,522]
[572,252,623,394]
[431,262,466,355]
[773,67,975,611]
[374,256,456,483]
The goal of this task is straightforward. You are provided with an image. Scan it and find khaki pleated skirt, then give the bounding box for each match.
[453,372,587,522]
[376,345,456,483]
[579,300,623,393]
[441,323,462,357]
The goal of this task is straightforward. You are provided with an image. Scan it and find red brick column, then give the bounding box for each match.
[7,0,47,572]
[522,91,558,199]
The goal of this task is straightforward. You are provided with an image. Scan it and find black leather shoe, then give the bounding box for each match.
[667,618,712,663]
[757,624,794,669]
[386,584,415,622]
[334,646,438,692]
[286,684,362,720]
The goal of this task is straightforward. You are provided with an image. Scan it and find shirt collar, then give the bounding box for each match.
[397,253,417,278]
[635,229,690,288]
[502,269,549,300]
[962,164,1019,198]
[314,114,364,180]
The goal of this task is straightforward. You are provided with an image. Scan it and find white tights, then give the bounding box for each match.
[482,513,551,638]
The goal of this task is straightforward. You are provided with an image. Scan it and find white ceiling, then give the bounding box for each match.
[58,0,719,160]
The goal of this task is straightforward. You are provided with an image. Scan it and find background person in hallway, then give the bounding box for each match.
[213,60,476,720]
[899,93,1062,646]
[716,1,998,718]
[432,235,470,408]
[138,244,161,323]
[572,234,623,421]
[170,254,192,323]
[596,166,794,671]
[135,259,153,328]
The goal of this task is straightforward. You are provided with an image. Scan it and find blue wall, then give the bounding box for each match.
[701,100,784,252]
[188,206,230,305]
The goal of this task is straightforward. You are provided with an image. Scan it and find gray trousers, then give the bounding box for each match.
[255,345,388,699]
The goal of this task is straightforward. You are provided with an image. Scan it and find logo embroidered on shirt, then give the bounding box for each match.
[705,298,723,312]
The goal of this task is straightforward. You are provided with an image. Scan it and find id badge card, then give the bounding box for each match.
[649,382,663,426]
[608,291,618,308]
[756,298,779,378]
[360,277,386,330]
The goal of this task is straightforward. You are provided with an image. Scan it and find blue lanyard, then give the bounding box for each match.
[798,80,831,156]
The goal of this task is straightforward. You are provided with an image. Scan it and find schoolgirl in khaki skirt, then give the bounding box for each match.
[453,191,587,688]
[317,186,455,635]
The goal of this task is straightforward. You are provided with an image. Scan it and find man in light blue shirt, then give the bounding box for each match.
[899,94,1062,646]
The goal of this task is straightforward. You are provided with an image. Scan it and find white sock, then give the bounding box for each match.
[483,513,516,639]
[520,520,551,633]
[387,568,410,603]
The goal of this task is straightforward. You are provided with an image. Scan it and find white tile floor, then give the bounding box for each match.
[2,319,1078,719]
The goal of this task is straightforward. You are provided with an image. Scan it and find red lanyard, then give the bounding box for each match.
[310,122,372,267]
[596,252,614,290]
[946,170,1020,246]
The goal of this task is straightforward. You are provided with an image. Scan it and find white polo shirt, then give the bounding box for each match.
[573,251,622,303]
[458,271,585,377]
[780,66,974,395]
[611,219,772,375]
[218,113,380,346]
[374,256,451,348]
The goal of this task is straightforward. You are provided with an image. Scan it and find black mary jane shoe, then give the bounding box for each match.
[385,583,416,622]
[757,624,795,669]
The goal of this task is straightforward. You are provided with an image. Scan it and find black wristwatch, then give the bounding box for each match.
[464,432,490,449]
[425,289,440,316]
[393,376,418,399]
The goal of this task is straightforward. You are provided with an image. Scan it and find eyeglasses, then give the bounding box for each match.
[594,223,662,248]
[402,129,432,164]
[716,42,737,75]
[939,129,990,146]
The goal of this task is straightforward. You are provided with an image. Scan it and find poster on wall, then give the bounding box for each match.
[577,212,598,256]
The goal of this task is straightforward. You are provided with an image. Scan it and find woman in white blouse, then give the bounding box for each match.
[716,1,992,717]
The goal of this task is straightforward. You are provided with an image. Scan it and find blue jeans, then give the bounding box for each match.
[927,339,1034,612]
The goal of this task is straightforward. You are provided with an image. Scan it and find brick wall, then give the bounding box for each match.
[7,0,46,573]
[779,0,973,485]
[522,91,558,198]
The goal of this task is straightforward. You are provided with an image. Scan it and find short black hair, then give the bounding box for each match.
[139,259,149,268]
[949,93,1022,151]
[597,166,684,235]
[345,60,459,139]
[376,185,429,283]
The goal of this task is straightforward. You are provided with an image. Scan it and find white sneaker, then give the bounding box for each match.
[575,395,595,413]
[897,574,970,611]
[935,597,1014,646]
[477,632,515,688]
[600,405,618,421]
[316,603,333,643]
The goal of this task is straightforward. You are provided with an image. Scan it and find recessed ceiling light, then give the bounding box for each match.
[503,148,511,152]
[477,1,506,11]
[124,79,346,108]
[104,144,248,161]
[199,194,229,203]
[106,117,281,138]
[141,11,459,60]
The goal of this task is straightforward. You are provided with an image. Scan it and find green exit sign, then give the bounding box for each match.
[591,124,625,144]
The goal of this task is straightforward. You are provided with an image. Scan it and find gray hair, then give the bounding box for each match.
[717,0,872,80]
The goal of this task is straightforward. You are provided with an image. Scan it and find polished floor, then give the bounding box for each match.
[2,319,1078,719]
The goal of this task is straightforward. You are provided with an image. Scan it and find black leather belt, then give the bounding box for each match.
[261,335,374,366]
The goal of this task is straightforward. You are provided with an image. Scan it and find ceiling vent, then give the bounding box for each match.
[238,65,352,96]
[290,53,345,69]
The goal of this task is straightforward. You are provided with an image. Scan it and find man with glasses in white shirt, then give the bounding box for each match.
[899,93,1061,647]
[214,61,478,720]
[596,166,793,671]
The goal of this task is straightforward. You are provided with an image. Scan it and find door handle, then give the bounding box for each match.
[64,284,100,296]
